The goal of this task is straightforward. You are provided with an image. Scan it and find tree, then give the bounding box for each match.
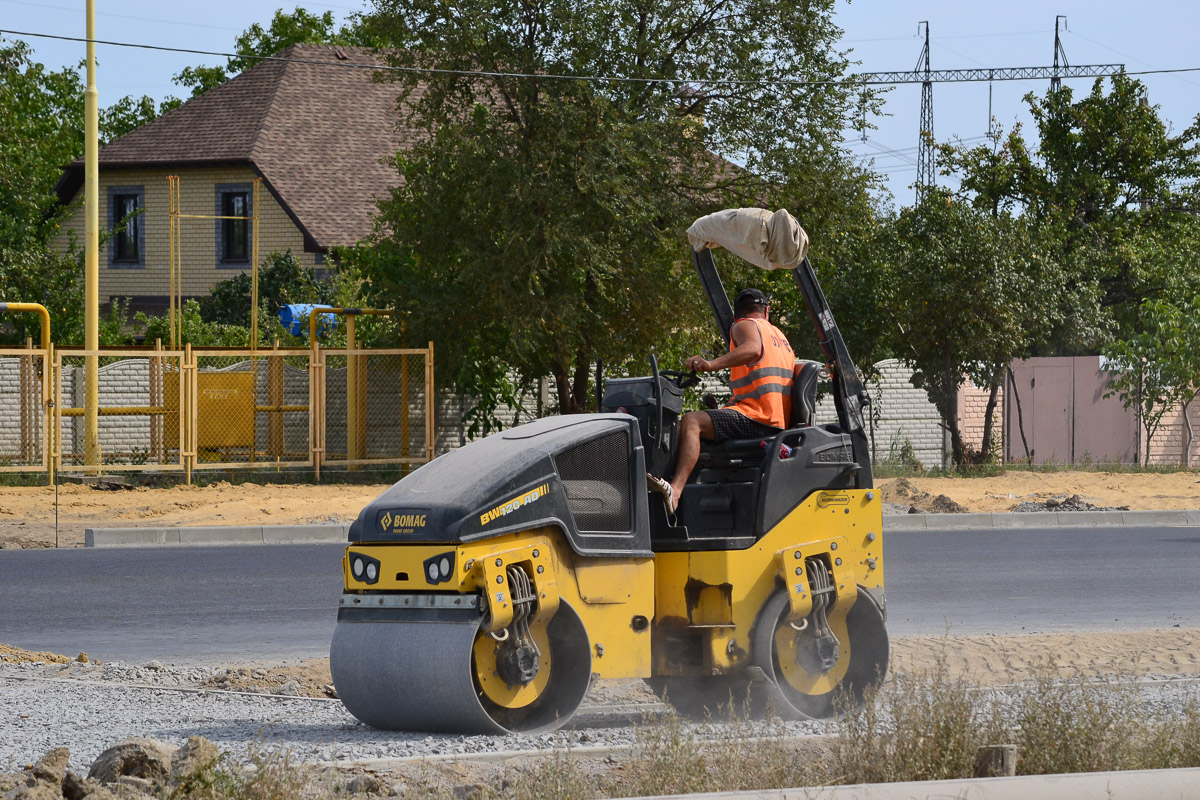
[353,0,872,423]
[1103,295,1200,466]
[0,39,182,345]
[939,77,1200,349]
[100,94,182,141]
[0,39,83,249]
[882,190,1065,466]
[174,8,368,97]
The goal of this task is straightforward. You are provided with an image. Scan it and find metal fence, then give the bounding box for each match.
[0,347,50,473]
[0,344,433,482]
[319,348,434,471]
[55,349,187,473]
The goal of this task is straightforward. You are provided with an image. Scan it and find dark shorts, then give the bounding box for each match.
[704,408,783,443]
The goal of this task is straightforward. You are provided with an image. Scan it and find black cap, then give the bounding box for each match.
[734,288,769,314]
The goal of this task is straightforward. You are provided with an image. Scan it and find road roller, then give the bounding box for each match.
[330,209,888,733]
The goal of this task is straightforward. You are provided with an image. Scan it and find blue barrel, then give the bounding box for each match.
[278,304,338,338]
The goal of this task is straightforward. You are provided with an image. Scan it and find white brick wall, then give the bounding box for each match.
[0,354,47,465]
[817,359,947,468]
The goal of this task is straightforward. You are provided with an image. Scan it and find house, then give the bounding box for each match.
[54,44,416,315]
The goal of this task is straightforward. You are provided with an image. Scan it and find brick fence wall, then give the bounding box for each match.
[6,355,1025,472]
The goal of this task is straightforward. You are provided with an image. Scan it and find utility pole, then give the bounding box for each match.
[915,21,935,203]
[1052,15,1068,92]
[84,0,100,471]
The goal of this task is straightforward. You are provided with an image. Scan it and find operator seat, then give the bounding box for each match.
[701,360,823,465]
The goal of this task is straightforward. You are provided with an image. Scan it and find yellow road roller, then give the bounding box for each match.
[330,209,888,733]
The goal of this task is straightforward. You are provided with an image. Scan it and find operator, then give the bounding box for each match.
[649,287,794,512]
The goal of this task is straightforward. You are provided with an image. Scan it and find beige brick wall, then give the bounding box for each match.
[54,166,321,304]
[959,378,1003,456]
[1142,401,1200,466]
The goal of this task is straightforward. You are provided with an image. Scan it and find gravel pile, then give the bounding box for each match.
[1012,494,1131,513]
[5,657,1198,778]
[0,659,830,773]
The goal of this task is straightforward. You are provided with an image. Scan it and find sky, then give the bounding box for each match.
[3,0,1199,205]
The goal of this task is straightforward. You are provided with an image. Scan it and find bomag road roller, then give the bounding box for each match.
[330,208,888,734]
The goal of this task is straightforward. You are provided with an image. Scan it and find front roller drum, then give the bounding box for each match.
[750,586,889,720]
[331,601,592,734]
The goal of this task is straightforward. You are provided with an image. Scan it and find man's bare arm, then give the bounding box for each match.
[684,319,763,372]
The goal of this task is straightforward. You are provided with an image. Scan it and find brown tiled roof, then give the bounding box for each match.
[57,44,418,250]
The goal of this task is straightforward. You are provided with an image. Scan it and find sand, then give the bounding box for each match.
[878,471,1200,514]
[241,628,1200,691]
[0,481,391,549]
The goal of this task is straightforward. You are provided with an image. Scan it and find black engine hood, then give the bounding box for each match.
[348,414,651,557]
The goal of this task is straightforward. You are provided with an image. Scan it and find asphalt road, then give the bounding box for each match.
[1,527,1197,663]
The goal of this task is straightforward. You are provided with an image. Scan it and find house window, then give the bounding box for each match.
[215,183,253,266]
[107,186,144,268]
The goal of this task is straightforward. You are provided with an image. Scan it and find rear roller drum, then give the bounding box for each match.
[750,586,888,720]
[331,600,592,734]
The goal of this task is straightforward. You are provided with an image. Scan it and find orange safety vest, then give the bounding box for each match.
[726,317,794,429]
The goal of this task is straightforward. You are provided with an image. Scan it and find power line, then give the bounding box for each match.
[5,26,1191,88]
[0,0,243,33]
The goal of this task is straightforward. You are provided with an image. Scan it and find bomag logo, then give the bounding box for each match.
[379,511,427,532]
[816,491,850,509]
[480,483,550,526]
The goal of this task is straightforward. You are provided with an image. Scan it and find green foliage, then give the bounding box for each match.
[173,7,369,97]
[137,299,250,348]
[1102,294,1200,465]
[939,77,1200,348]
[199,250,329,326]
[100,93,182,141]
[0,242,83,345]
[881,190,1066,465]
[0,37,176,342]
[0,39,83,248]
[353,0,872,425]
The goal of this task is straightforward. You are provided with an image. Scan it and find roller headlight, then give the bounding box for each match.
[349,552,380,585]
[423,551,456,585]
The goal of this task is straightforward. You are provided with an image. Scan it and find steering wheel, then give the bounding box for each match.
[649,353,665,454]
[659,369,701,391]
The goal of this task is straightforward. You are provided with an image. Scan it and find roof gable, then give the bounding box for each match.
[60,44,417,250]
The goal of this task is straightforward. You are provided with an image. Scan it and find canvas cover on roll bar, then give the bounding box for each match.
[686,208,809,271]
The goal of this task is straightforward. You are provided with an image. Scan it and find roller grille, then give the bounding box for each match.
[554,431,631,533]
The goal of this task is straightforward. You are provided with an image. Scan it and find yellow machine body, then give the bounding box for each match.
[341,488,881,683]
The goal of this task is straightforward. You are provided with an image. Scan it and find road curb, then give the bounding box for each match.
[626,766,1200,800]
[885,508,1200,530]
[85,524,348,547]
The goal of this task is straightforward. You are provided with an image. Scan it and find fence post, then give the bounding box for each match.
[52,346,61,478]
[45,343,55,485]
[269,340,283,459]
[311,348,324,481]
[426,341,436,462]
[20,338,33,467]
[347,314,359,469]
[184,343,193,484]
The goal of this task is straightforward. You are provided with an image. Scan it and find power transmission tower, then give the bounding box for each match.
[916,21,935,202]
[1052,15,1069,92]
[854,18,1124,203]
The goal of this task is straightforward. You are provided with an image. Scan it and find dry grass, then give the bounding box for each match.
[162,669,1200,799]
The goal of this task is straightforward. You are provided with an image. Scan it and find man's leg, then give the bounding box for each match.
[669,410,716,505]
